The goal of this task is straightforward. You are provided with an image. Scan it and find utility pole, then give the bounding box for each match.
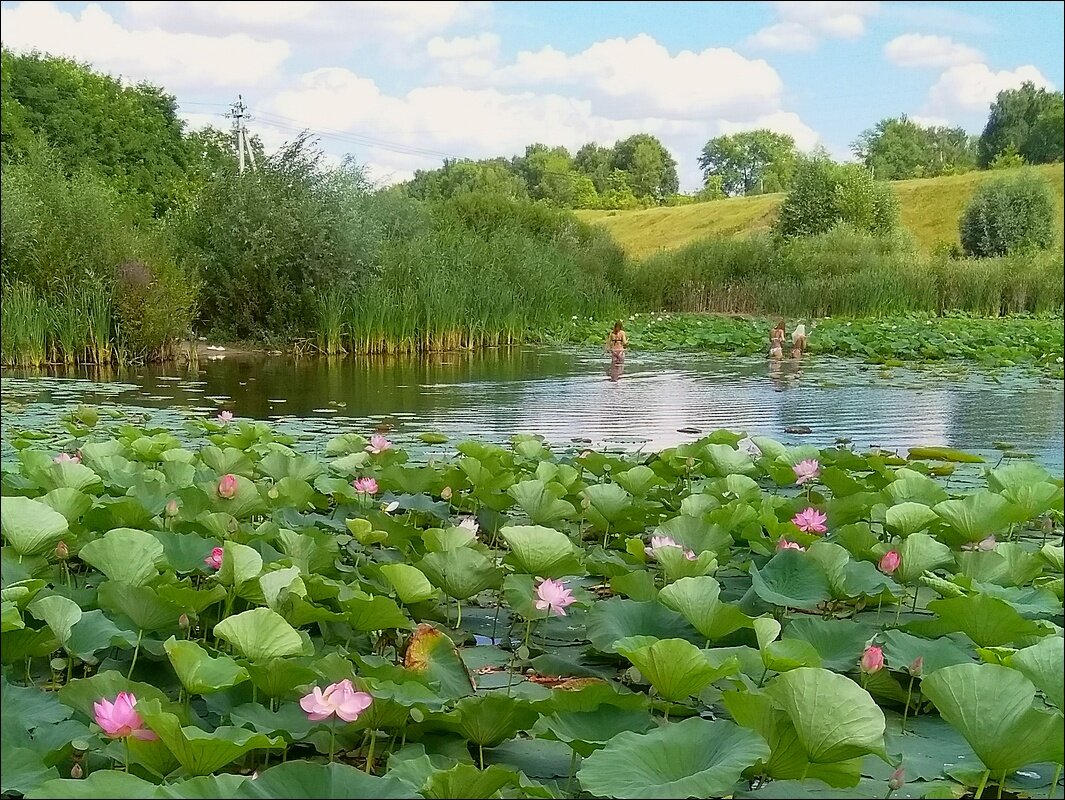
[225,95,256,173]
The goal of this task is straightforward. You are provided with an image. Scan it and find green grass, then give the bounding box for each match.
[577,164,1065,258]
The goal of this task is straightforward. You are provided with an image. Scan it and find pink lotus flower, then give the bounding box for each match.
[54,453,81,464]
[365,434,392,455]
[792,507,828,534]
[860,644,884,674]
[908,656,923,677]
[165,499,180,517]
[644,535,697,561]
[777,539,805,552]
[92,692,157,740]
[204,547,223,570]
[534,577,576,617]
[217,474,239,499]
[888,767,905,791]
[55,541,70,560]
[217,410,233,423]
[299,680,373,722]
[879,550,901,575]
[961,535,996,551]
[352,477,378,495]
[458,517,479,537]
[793,459,820,485]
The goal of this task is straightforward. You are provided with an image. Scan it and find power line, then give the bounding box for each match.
[223,95,257,173]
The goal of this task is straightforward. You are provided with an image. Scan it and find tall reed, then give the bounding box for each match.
[1,283,49,367]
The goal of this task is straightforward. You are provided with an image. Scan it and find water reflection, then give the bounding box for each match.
[2,347,1062,471]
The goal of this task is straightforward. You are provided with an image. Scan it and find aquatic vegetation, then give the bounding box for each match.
[558,312,1065,377]
[0,416,1062,799]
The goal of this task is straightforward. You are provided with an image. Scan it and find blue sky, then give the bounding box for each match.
[2,1,1062,189]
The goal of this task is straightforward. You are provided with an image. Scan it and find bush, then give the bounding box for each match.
[959,171,1055,258]
[774,156,899,239]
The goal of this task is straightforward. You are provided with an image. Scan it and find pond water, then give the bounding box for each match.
[2,347,1062,473]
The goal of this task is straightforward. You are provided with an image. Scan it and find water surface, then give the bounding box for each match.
[2,347,1062,472]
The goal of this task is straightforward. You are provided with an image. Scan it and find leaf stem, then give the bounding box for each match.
[974,768,990,800]
[901,675,915,733]
[127,629,143,680]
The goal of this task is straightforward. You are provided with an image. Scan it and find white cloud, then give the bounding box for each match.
[924,63,1054,116]
[124,1,490,43]
[884,34,982,68]
[0,2,289,89]
[746,1,880,51]
[492,35,784,120]
[427,33,501,79]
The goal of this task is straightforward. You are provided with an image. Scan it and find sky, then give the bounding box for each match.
[2,1,1063,190]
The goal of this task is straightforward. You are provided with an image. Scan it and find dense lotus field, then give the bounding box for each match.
[1,411,1063,799]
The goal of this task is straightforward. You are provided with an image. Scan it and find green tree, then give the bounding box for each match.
[2,49,192,214]
[774,156,899,238]
[697,129,796,196]
[404,158,528,202]
[959,171,1055,257]
[978,82,1065,167]
[516,143,585,207]
[852,116,976,179]
[610,134,679,200]
[574,143,614,193]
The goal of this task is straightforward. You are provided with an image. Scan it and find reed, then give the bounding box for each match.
[1,283,49,367]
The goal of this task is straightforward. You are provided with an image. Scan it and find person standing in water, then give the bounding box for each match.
[606,321,628,366]
[791,322,808,355]
[769,319,786,359]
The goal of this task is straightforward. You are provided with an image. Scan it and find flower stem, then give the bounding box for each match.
[974,768,990,800]
[1048,763,1061,799]
[479,743,485,770]
[365,730,376,774]
[901,676,915,732]
[328,718,337,764]
[124,740,131,774]
[127,629,144,680]
[567,749,578,794]
[455,598,462,630]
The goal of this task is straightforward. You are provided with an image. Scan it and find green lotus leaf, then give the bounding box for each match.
[615,636,736,702]
[422,526,476,552]
[754,618,822,673]
[422,764,521,800]
[654,515,733,555]
[214,608,304,662]
[164,636,249,695]
[234,761,411,798]
[922,663,1064,772]
[705,444,756,476]
[908,446,984,463]
[585,598,698,653]
[25,770,158,799]
[537,706,655,757]
[97,582,181,632]
[38,488,93,523]
[657,547,718,583]
[782,618,873,673]
[450,694,540,747]
[878,629,974,675]
[1,496,69,557]
[155,774,251,798]
[933,492,1022,545]
[216,541,263,588]
[1039,544,1065,573]
[259,566,306,612]
[138,698,282,776]
[403,624,474,698]
[508,479,575,525]
[885,502,940,537]
[657,576,751,642]
[500,525,583,578]
[722,689,862,788]
[58,670,172,719]
[911,594,1050,647]
[582,483,634,528]
[885,470,949,506]
[78,528,165,587]
[417,548,502,600]
[2,602,24,632]
[203,473,265,519]
[764,667,887,763]
[750,550,832,611]
[26,595,82,646]
[1010,636,1064,711]
[380,563,439,604]
[1,746,60,797]
[342,592,411,631]
[577,716,770,799]
[613,465,660,497]
[894,532,954,584]
[245,659,318,699]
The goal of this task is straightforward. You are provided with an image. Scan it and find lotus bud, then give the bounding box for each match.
[70,763,83,779]
[908,656,923,677]
[217,473,239,499]
[860,644,884,674]
[441,486,452,500]
[178,613,190,630]
[55,540,69,560]
[165,499,179,517]
[888,767,905,791]
[686,457,695,469]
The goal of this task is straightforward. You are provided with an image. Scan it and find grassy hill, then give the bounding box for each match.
[576,163,1065,258]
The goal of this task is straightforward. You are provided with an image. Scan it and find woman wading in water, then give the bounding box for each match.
[606,321,628,365]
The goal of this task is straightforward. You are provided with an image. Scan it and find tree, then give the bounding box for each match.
[697,130,796,196]
[959,171,1055,258]
[610,134,679,200]
[3,49,192,214]
[978,82,1065,167]
[774,156,899,238]
[574,143,614,193]
[852,116,975,180]
[515,143,586,207]
[404,158,528,202]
